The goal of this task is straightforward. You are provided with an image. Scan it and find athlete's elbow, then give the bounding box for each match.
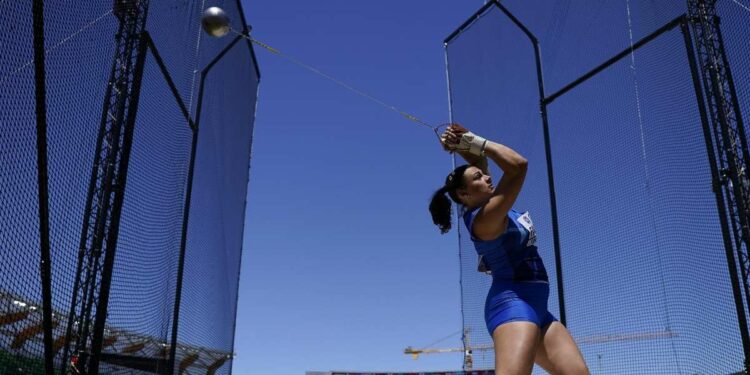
[513,157,528,172]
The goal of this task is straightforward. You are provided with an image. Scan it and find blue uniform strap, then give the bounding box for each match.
[462,207,480,241]
[462,207,492,273]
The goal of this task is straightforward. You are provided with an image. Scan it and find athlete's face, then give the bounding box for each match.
[459,166,494,207]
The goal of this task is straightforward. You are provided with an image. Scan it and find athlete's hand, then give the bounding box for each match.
[440,123,468,152]
[441,123,487,157]
[448,123,469,134]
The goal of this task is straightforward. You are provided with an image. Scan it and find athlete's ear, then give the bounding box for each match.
[457,187,469,204]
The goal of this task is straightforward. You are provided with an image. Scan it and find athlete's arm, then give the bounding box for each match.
[472,141,527,241]
[456,150,490,176]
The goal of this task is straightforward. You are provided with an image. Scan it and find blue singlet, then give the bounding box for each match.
[462,208,557,335]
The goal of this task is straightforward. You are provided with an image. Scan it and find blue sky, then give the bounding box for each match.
[232,1,750,374]
[234,1,484,374]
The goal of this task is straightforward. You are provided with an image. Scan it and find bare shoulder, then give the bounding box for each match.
[472,206,509,241]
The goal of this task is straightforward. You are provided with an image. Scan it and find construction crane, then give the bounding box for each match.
[404,329,490,370]
[404,328,678,370]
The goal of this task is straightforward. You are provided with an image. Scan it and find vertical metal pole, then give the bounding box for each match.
[165,109,200,375]
[491,0,568,325]
[532,40,566,326]
[32,1,55,373]
[88,31,149,375]
[62,1,150,372]
[443,39,471,371]
[166,35,242,374]
[60,17,126,370]
[713,16,750,317]
[681,20,750,372]
[713,17,750,191]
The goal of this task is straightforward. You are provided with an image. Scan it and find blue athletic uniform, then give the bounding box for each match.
[462,208,557,335]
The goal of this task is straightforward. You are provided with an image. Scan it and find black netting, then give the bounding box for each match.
[446,1,750,373]
[2,2,120,373]
[44,1,120,372]
[145,0,251,116]
[0,0,44,363]
[496,0,685,96]
[547,29,742,374]
[176,38,258,375]
[1,1,258,374]
[96,50,194,374]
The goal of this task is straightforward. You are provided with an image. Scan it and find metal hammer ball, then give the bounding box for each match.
[201,7,230,37]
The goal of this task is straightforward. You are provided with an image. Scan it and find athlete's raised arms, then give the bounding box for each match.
[441,124,527,241]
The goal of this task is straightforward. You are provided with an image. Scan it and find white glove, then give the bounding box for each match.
[440,124,488,157]
[457,131,488,157]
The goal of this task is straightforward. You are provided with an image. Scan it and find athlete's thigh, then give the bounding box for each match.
[493,321,540,375]
[534,321,589,375]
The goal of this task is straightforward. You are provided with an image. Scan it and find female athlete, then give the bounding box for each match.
[429,124,589,375]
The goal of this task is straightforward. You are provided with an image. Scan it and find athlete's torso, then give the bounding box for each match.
[462,208,548,282]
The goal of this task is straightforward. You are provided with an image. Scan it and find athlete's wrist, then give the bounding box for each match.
[460,131,487,157]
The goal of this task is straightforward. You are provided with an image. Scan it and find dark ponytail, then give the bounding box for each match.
[430,187,453,234]
[429,164,471,234]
